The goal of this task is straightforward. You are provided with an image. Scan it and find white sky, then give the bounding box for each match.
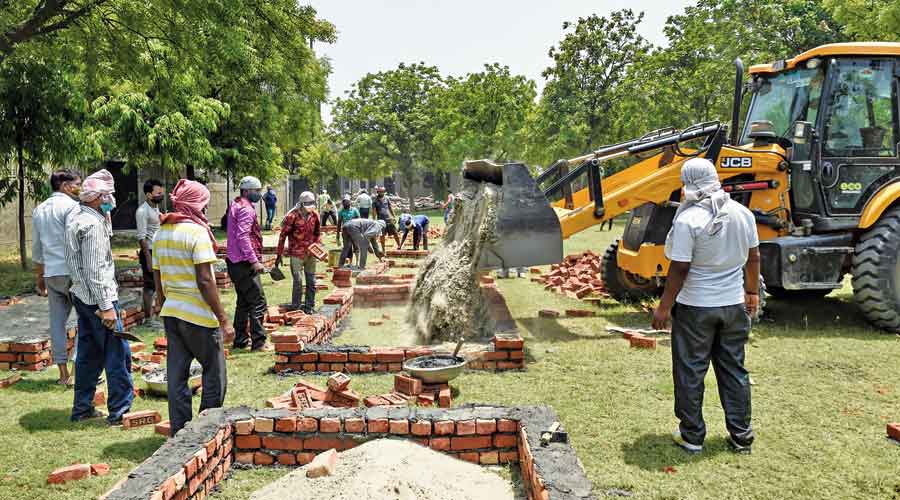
[305,0,697,123]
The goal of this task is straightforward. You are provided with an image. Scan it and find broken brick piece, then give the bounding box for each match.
[327,372,351,392]
[306,449,337,478]
[47,463,92,484]
[629,335,657,350]
[155,420,171,437]
[90,463,111,476]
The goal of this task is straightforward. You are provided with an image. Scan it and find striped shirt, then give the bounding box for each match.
[32,192,79,277]
[152,222,220,328]
[65,205,118,310]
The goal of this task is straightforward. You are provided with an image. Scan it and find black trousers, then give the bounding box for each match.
[671,302,754,446]
[164,317,227,436]
[226,260,268,349]
[320,210,337,225]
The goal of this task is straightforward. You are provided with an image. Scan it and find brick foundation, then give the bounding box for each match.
[101,405,594,500]
[0,327,76,371]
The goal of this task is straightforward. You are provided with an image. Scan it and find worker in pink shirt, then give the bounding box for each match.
[226,176,269,351]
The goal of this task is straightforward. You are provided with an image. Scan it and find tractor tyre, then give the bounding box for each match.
[851,207,900,332]
[766,287,832,300]
[601,240,662,303]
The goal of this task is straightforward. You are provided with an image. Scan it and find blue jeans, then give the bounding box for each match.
[71,297,134,422]
[266,207,276,228]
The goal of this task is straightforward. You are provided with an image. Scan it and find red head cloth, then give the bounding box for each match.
[80,169,115,202]
[161,179,218,251]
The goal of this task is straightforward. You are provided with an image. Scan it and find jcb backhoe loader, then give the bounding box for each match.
[464,42,900,333]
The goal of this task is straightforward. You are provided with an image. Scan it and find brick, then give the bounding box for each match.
[254,451,274,465]
[358,363,373,373]
[12,342,43,353]
[254,417,274,433]
[291,352,319,363]
[492,334,525,350]
[497,360,524,370]
[306,449,337,478]
[374,348,405,363]
[294,380,328,400]
[394,373,423,396]
[494,434,518,448]
[388,362,403,372]
[888,423,900,441]
[451,436,493,450]
[349,352,376,363]
[630,335,657,349]
[234,419,254,435]
[327,372,351,391]
[497,419,518,433]
[410,420,432,436]
[565,309,595,317]
[455,420,476,435]
[275,416,297,432]
[93,389,106,406]
[320,417,341,433]
[479,451,499,465]
[459,451,480,463]
[297,417,318,432]
[319,352,348,363]
[434,420,454,435]
[277,453,297,465]
[155,420,171,437]
[481,350,508,361]
[368,318,383,326]
[122,410,162,429]
[274,343,303,353]
[416,393,435,406]
[476,419,497,435]
[430,437,450,451]
[270,333,301,343]
[389,419,410,434]
[262,435,303,451]
[538,309,560,318]
[368,418,389,433]
[509,350,524,360]
[47,463,92,484]
[344,417,365,433]
[499,451,519,463]
[235,435,261,449]
[304,436,346,450]
[235,452,254,464]
[296,452,316,465]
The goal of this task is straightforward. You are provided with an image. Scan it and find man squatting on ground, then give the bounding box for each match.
[226,176,269,351]
[136,179,165,329]
[339,219,386,270]
[32,170,82,386]
[65,169,134,424]
[652,157,760,455]
[276,191,322,314]
[152,179,234,435]
[398,213,429,250]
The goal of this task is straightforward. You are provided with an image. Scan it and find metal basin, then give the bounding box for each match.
[142,362,202,396]
[402,355,467,384]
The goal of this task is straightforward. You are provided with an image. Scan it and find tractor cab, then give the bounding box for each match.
[745,48,900,234]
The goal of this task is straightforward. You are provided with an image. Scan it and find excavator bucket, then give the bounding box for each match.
[462,160,563,270]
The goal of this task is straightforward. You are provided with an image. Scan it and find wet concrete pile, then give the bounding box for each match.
[408,179,497,344]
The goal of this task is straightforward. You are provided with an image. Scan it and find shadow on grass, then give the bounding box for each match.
[102,436,166,462]
[621,433,726,471]
[600,309,653,328]
[9,377,65,394]
[18,408,111,433]
[757,295,893,339]
[518,318,584,342]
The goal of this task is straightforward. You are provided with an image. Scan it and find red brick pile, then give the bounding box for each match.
[364,378,453,409]
[332,268,352,288]
[0,329,76,371]
[116,267,145,288]
[353,283,411,306]
[467,334,526,370]
[120,304,146,330]
[385,249,429,259]
[265,378,361,410]
[534,250,607,300]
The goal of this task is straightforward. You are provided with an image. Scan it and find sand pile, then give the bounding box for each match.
[251,439,515,500]
[408,180,498,343]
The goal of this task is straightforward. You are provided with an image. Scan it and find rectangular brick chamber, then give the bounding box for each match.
[101,404,594,500]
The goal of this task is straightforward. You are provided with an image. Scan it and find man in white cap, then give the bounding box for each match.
[65,169,134,424]
[652,157,760,455]
[339,218,385,270]
[226,176,268,351]
[275,191,322,313]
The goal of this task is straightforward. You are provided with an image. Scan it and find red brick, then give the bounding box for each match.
[374,348,405,363]
[630,335,657,349]
[494,434,518,448]
[456,419,476,435]
[349,352,377,363]
[235,452,254,464]
[327,372,351,391]
[47,463,91,484]
[122,410,162,429]
[430,437,450,451]
[411,420,432,436]
[253,452,274,465]
[509,350,524,360]
[262,435,303,451]
[306,449,337,478]
[291,352,318,363]
[368,418,389,433]
[330,363,345,372]
[319,417,341,433]
[275,416,297,432]
[564,309,595,318]
[459,451,480,463]
[479,451,499,465]
[304,436,346,450]
[497,360,524,370]
[277,453,296,465]
[235,435,261,449]
[316,363,330,372]
[389,419,410,434]
[394,373,423,396]
[302,363,317,372]
[294,380,328,400]
[274,343,303,353]
[434,420,454,435]
[358,363,373,373]
[438,387,452,408]
[155,420,171,437]
[888,422,900,441]
[372,363,388,372]
[296,452,316,465]
[476,419,497,435]
[538,309,560,318]
[344,417,365,433]
[90,463,110,477]
[12,342,44,353]
[492,334,525,350]
[254,417,274,432]
[319,352,348,363]
[417,393,435,406]
[499,451,519,463]
[94,389,106,406]
[497,419,518,433]
[270,332,301,343]
[482,350,508,361]
[451,436,493,450]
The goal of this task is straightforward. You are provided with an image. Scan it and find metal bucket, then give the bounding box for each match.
[328,249,342,267]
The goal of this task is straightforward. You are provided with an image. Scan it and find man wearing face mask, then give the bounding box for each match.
[651,158,760,455]
[136,179,165,329]
[372,186,401,249]
[32,170,81,386]
[226,176,269,351]
[65,169,134,424]
[275,191,321,313]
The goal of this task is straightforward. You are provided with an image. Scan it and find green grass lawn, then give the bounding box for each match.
[1,213,899,499]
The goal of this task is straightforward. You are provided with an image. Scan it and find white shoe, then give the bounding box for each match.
[672,429,703,453]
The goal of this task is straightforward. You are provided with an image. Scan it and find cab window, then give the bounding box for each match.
[823,59,897,158]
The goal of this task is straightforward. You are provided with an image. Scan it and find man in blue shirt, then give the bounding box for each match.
[398,213,430,251]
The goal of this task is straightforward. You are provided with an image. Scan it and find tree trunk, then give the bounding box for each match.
[401,158,416,214]
[17,141,26,270]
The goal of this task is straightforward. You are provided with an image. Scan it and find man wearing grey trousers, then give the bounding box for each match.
[33,170,82,386]
[652,158,760,454]
[339,219,385,270]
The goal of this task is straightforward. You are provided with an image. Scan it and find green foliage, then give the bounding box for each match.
[824,0,900,41]
[434,63,536,166]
